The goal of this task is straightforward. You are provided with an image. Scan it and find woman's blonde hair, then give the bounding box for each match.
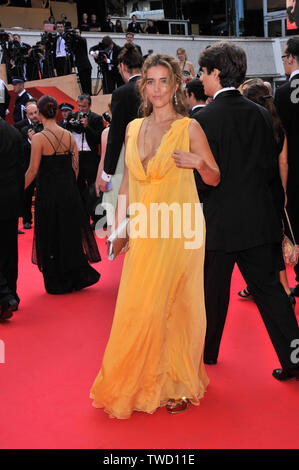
[139,53,187,117]
[177,47,187,60]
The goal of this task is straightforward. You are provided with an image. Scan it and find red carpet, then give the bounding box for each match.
[0,225,298,449]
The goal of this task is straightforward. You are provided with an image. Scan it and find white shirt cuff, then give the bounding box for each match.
[102,170,112,182]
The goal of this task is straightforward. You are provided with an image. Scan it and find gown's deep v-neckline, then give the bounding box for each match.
[136,118,183,176]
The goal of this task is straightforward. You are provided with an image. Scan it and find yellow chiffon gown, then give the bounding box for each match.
[90,117,209,419]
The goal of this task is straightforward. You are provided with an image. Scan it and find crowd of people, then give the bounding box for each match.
[0,35,299,420]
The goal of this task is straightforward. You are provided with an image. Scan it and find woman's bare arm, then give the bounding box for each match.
[24,133,43,189]
[172,119,220,187]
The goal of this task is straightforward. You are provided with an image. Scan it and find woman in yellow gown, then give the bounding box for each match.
[90,53,220,419]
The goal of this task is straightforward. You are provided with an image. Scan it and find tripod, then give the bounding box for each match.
[93,63,104,96]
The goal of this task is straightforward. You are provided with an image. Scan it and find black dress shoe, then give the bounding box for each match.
[0,297,18,321]
[204,359,217,365]
[23,222,32,229]
[272,368,299,381]
[18,229,24,234]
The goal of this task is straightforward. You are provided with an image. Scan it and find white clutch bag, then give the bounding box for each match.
[106,216,130,260]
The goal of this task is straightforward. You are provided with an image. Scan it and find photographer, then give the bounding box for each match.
[66,94,105,228]
[72,29,92,95]
[89,36,123,95]
[8,34,31,82]
[19,101,43,229]
[52,21,71,76]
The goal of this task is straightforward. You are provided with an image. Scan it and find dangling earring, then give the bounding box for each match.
[173,91,178,106]
[144,93,148,109]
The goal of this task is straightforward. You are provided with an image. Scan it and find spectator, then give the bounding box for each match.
[176,47,195,86]
[89,14,101,32]
[145,19,159,34]
[115,19,123,33]
[78,13,90,32]
[101,14,114,33]
[124,32,142,56]
[127,14,143,34]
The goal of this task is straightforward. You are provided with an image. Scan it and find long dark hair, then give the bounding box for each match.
[37,94,57,119]
[243,84,283,143]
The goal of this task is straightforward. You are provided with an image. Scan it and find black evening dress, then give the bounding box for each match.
[32,129,101,294]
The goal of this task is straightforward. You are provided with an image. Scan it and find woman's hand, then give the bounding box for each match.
[172,149,202,170]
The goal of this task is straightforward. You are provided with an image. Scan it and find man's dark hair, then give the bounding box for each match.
[118,42,143,71]
[286,36,299,62]
[102,36,113,48]
[56,21,64,27]
[78,93,91,105]
[186,79,208,102]
[199,41,247,89]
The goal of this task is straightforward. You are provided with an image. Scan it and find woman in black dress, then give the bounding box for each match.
[238,84,295,307]
[25,95,101,294]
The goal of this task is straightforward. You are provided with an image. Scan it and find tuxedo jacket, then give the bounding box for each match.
[14,117,30,131]
[189,105,206,118]
[13,91,32,124]
[0,118,25,220]
[127,22,143,34]
[274,73,299,194]
[104,75,141,175]
[73,36,92,71]
[194,90,281,253]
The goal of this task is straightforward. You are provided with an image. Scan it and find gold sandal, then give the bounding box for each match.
[166,397,189,414]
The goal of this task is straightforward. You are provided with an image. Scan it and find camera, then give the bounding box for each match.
[40,31,57,50]
[102,111,111,124]
[66,111,88,134]
[0,30,9,44]
[29,121,44,133]
[90,42,108,65]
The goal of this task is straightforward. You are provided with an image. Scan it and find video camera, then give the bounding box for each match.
[90,42,108,65]
[66,111,88,134]
[40,31,57,51]
[0,30,9,44]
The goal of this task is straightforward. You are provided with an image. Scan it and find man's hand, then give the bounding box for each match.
[27,128,35,141]
[80,115,88,129]
[96,176,111,195]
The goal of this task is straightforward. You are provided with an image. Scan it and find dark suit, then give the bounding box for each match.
[274,73,299,284]
[76,111,105,223]
[194,90,299,370]
[189,105,206,118]
[73,36,92,95]
[13,90,32,124]
[90,42,124,94]
[104,75,141,176]
[127,22,143,34]
[0,118,25,303]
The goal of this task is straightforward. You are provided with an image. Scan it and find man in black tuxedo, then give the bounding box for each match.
[194,41,299,381]
[96,43,143,194]
[186,79,208,117]
[0,117,25,321]
[89,36,123,94]
[73,29,92,95]
[53,22,71,76]
[69,94,105,227]
[12,78,33,123]
[127,15,143,34]
[274,37,299,298]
